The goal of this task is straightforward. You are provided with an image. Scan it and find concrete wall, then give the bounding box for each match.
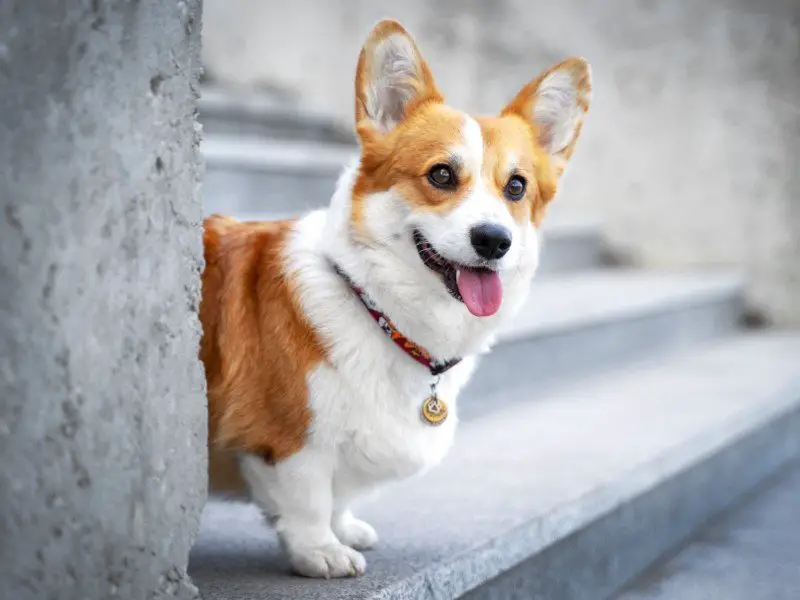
[0,2,206,599]
[203,0,800,325]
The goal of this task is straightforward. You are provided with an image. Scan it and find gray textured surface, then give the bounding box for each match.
[0,2,205,599]
[202,0,800,325]
[465,269,743,402]
[202,135,354,218]
[535,219,606,276]
[199,85,356,143]
[189,334,800,600]
[499,270,742,342]
[616,466,800,600]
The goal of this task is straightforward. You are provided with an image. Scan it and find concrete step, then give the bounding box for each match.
[188,333,800,600]
[535,216,608,276]
[463,269,743,404]
[202,135,356,218]
[614,464,800,600]
[199,86,355,144]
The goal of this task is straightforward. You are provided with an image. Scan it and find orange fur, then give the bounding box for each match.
[353,103,476,223]
[200,215,323,490]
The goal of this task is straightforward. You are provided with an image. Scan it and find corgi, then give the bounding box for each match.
[200,19,591,578]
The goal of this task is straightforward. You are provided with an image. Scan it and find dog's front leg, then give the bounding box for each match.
[331,507,379,551]
[330,470,381,551]
[239,449,367,578]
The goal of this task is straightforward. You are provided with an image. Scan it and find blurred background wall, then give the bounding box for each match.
[202,0,799,326]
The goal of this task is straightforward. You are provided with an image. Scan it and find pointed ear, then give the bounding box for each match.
[355,20,442,135]
[502,57,592,171]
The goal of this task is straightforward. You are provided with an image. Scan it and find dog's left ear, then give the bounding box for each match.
[502,57,592,174]
[355,20,442,136]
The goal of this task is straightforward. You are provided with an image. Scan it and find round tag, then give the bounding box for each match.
[421,395,448,426]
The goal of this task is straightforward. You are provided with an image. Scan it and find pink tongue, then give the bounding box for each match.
[456,269,503,317]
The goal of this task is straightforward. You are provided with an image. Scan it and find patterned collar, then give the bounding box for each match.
[332,263,462,377]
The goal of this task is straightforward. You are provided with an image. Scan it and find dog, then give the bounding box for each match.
[200,19,591,578]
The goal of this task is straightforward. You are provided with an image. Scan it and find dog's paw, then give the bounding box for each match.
[333,515,379,550]
[288,543,366,578]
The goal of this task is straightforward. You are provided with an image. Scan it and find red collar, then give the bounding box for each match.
[333,264,462,376]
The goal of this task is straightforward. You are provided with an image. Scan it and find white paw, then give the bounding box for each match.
[288,543,367,578]
[333,515,379,550]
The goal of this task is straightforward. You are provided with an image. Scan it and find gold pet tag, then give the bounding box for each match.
[421,394,448,426]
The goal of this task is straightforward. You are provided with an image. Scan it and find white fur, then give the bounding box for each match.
[533,68,589,154]
[365,34,422,133]
[237,117,542,578]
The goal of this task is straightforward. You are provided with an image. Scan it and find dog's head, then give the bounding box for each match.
[348,20,591,318]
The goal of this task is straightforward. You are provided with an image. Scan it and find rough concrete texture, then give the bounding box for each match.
[202,0,800,325]
[0,2,205,599]
[616,465,800,600]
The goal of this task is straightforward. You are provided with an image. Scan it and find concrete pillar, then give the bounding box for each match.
[0,2,206,599]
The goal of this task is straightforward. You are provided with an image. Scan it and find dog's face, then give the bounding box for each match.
[349,20,591,318]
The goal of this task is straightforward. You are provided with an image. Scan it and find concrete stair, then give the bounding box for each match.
[191,89,800,599]
[466,269,743,403]
[203,135,356,219]
[199,86,356,144]
[614,465,800,600]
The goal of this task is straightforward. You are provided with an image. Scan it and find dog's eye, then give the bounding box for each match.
[428,164,456,189]
[504,175,527,201]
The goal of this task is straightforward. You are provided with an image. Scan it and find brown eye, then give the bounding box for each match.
[428,164,456,189]
[505,175,526,201]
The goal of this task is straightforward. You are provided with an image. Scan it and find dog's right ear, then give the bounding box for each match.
[355,20,442,137]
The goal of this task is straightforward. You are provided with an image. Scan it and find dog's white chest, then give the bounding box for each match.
[338,404,456,481]
[308,364,458,482]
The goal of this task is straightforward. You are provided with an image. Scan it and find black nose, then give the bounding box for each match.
[470,223,512,260]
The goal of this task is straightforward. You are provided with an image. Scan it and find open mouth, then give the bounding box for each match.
[413,230,503,318]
